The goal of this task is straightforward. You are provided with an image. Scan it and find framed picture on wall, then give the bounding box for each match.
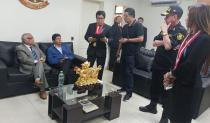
[115,5,124,14]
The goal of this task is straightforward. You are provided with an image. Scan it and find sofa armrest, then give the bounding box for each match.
[72,54,87,67]
[0,60,8,97]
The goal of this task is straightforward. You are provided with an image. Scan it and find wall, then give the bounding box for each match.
[0,0,82,53]
[103,0,197,49]
[0,0,197,55]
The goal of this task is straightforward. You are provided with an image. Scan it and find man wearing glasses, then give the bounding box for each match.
[16,33,49,100]
[84,10,110,80]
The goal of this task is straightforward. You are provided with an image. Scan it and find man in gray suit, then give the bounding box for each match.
[16,33,48,99]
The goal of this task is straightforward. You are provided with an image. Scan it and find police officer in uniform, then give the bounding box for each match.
[139,5,187,123]
[84,11,110,80]
[117,8,144,101]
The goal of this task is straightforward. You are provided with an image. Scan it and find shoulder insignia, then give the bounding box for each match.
[176,33,184,41]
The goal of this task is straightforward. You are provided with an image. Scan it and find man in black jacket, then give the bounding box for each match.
[84,10,110,80]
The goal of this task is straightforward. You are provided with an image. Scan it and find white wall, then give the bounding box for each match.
[103,0,197,49]
[0,0,82,53]
[0,0,197,55]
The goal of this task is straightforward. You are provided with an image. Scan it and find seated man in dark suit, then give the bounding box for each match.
[47,33,75,83]
[16,33,48,100]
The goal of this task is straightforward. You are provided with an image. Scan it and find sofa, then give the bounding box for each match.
[0,41,86,99]
[112,47,155,98]
[112,47,210,119]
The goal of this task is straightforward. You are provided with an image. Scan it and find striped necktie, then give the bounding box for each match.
[30,47,38,60]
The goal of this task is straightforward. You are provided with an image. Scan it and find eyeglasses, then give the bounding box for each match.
[27,37,33,40]
[97,17,104,20]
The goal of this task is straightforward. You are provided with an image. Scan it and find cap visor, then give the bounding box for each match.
[161,12,169,16]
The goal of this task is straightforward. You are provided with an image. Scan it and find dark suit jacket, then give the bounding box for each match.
[84,23,110,57]
[141,26,147,47]
[168,32,210,121]
[108,23,122,48]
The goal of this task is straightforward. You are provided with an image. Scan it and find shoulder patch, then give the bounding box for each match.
[176,33,185,41]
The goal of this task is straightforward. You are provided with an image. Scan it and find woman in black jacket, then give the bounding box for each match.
[108,16,122,71]
[163,3,210,123]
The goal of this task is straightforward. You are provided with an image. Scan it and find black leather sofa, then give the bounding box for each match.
[112,47,210,118]
[0,41,86,99]
[112,47,155,98]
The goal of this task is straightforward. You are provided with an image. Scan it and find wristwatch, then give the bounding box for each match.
[162,32,168,36]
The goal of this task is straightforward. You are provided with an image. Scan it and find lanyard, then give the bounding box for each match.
[173,31,201,70]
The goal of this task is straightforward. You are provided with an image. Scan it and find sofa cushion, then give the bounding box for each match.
[39,42,74,55]
[7,67,33,83]
[133,68,152,79]
[0,41,20,67]
[135,48,155,72]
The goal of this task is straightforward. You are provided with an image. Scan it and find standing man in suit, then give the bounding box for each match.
[138,17,147,47]
[84,10,110,80]
[47,33,75,83]
[16,33,48,100]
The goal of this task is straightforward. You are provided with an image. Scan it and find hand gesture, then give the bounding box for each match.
[88,37,96,43]
[119,38,128,44]
[100,37,108,43]
[161,21,171,33]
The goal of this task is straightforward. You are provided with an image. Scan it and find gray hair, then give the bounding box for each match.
[21,33,31,43]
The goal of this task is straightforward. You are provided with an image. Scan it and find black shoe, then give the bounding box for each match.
[159,118,168,123]
[117,88,126,93]
[123,93,132,101]
[139,104,157,114]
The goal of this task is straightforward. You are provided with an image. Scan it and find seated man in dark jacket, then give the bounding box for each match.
[47,33,74,83]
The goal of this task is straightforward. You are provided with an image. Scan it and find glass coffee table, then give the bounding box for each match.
[48,82,122,123]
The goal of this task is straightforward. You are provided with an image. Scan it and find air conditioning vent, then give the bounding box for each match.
[150,0,177,5]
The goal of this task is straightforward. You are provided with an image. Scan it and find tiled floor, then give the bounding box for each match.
[0,70,209,123]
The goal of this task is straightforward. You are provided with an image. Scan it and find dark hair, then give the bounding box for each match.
[187,3,210,35]
[124,8,135,18]
[114,16,121,22]
[138,17,144,21]
[96,10,106,18]
[52,33,61,41]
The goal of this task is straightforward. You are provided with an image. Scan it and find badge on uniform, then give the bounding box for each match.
[176,33,184,41]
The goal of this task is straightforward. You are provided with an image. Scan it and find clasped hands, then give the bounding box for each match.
[88,37,108,43]
[163,71,176,89]
[34,57,45,64]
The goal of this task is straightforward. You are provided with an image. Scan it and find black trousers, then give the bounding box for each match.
[150,69,168,106]
[87,54,106,80]
[108,47,118,71]
[51,60,74,84]
[121,55,135,95]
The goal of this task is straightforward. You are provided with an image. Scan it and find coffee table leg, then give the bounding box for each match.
[104,92,122,120]
[63,103,83,123]
[48,93,58,119]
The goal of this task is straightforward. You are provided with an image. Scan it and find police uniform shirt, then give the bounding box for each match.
[122,20,144,56]
[152,22,187,70]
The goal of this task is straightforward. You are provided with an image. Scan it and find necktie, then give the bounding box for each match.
[30,47,38,60]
